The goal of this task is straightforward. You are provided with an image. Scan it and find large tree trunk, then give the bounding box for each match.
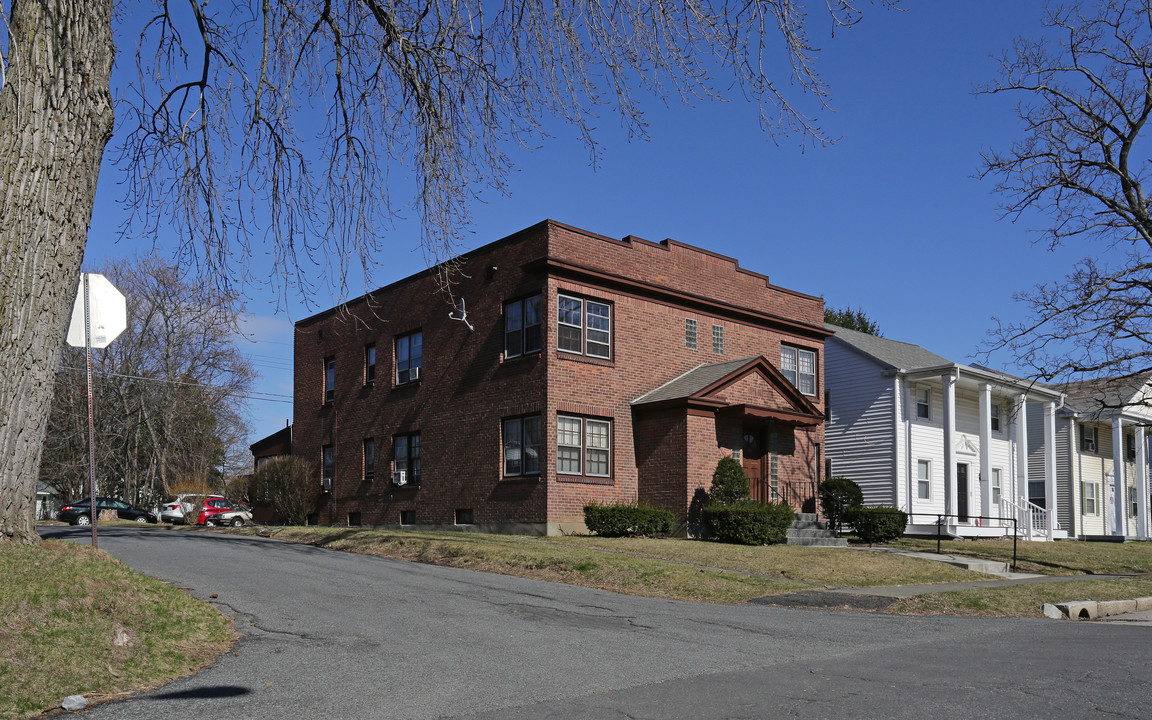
[0,1,115,545]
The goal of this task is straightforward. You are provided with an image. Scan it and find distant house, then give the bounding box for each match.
[1035,376,1152,540]
[825,325,1066,539]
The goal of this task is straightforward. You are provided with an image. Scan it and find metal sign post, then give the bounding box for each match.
[66,273,127,551]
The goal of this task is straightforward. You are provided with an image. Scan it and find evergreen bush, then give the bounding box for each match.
[844,506,907,545]
[583,502,676,538]
[702,500,794,545]
[819,476,863,535]
[709,456,750,505]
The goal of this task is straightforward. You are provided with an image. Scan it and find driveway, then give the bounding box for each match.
[40,525,1152,719]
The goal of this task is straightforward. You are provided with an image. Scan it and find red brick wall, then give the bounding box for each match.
[291,219,826,532]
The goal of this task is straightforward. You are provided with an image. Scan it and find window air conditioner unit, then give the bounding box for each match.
[410,366,421,381]
[322,476,332,491]
[392,470,407,486]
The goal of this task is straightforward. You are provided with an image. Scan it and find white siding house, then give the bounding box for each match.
[1029,376,1152,540]
[825,325,1066,539]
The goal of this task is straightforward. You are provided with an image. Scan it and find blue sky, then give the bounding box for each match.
[83,1,1094,443]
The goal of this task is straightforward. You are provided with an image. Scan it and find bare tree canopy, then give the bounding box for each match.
[1,0,886,545]
[981,0,1152,385]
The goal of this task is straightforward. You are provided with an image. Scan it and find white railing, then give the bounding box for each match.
[999,497,1052,539]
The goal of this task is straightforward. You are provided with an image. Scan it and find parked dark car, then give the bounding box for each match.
[56,497,158,526]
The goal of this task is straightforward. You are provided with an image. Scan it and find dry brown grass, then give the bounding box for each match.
[884,536,1152,575]
[888,578,1152,617]
[0,540,235,719]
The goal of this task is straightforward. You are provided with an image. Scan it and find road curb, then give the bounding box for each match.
[1051,596,1152,620]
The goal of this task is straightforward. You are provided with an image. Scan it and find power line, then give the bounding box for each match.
[60,366,294,403]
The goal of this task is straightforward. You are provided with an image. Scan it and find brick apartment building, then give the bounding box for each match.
[292,220,828,534]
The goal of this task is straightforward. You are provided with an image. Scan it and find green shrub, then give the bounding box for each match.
[709,456,750,505]
[845,506,908,544]
[819,477,863,535]
[702,500,794,545]
[583,502,676,537]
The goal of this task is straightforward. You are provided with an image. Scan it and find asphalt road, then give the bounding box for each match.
[40,525,1152,719]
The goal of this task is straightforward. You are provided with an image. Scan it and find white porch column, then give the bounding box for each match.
[1044,401,1058,541]
[1015,394,1029,506]
[1112,416,1128,538]
[1136,424,1149,540]
[943,370,958,524]
[979,383,992,520]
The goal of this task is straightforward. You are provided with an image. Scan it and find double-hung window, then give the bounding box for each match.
[363,438,375,480]
[323,357,336,403]
[322,445,335,488]
[1126,434,1137,461]
[396,331,422,384]
[394,433,421,485]
[781,346,817,396]
[1080,424,1097,453]
[1083,481,1098,515]
[991,468,1002,505]
[557,415,611,478]
[505,295,542,358]
[916,459,931,500]
[916,387,931,420]
[365,344,376,384]
[503,415,542,476]
[990,404,1000,432]
[557,294,611,359]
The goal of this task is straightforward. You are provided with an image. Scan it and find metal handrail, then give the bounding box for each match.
[906,511,1019,571]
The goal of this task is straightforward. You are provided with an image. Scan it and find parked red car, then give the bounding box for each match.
[197,497,254,527]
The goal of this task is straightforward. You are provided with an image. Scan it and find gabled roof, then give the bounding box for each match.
[1056,374,1152,418]
[826,324,1063,399]
[632,357,760,405]
[632,356,823,426]
[825,324,948,371]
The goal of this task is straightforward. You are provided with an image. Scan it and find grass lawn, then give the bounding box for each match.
[0,540,235,720]
[883,536,1152,575]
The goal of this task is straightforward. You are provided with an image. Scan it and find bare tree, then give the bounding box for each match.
[1,0,887,545]
[981,0,1152,394]
[38,257,253,509]
[248,456,320,526]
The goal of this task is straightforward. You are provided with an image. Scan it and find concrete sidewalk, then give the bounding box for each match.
[753,546,1152,617]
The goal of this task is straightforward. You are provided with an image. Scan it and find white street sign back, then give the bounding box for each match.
[66,274,127,349]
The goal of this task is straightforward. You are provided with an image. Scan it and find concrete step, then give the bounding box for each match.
[791,520,828,530]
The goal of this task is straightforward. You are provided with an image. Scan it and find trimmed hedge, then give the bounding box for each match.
[708,456,751,505]
[583,502,676,538]
[845,506,908,544]
[702,500,794,546]
[818,477,863,535]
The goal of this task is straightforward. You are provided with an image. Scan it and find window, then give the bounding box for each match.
[917,460,931,500]
[1127,434,1137,461]
[685,318,698,350]
[322,444,334,488]
[1082,481,1098,515]
[1129,486,1138,517]
[365,344,376,384]
[916,387,931,420]
[557,414,611,477]
[712,325,724,354]
[990,404,1000,432]
[399,510,415,525]
[991,468,1002,505]
[1080,424,1097,453]
[348,512,362,527]
[396,331,422,384]
[781,346,817,396]
[503,415,542,476]
[323,357,335,403]
[363,438,375,480]
[455,508,474,525]
[505,295,542,358]
[394,433,421,485]
[557,294,611,359]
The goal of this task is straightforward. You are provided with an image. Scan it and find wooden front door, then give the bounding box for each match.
[957,463,969,523]
[743,426,771,503]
